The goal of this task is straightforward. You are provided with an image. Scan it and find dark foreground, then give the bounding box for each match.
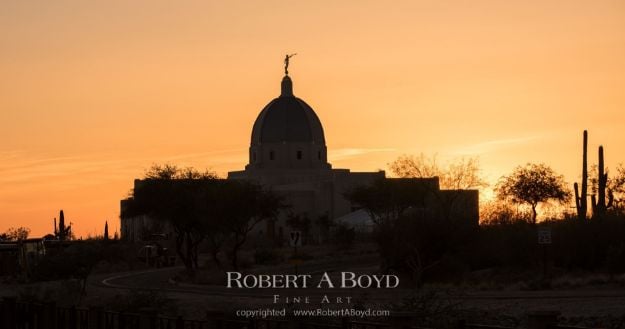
[0,297,610,329]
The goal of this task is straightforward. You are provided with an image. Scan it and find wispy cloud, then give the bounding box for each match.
[0,147,398,193]
[329,148,396,161]
[0,148,248,187]
[451,136,542,156]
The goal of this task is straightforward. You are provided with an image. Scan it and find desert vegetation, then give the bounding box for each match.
[355,131,625,289]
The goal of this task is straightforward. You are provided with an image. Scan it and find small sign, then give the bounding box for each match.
[538,227,552,244]
[289,231,302,247]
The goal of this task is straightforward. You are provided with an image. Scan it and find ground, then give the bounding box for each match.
[1,242,625,328]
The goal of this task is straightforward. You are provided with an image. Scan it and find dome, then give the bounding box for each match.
[251,76,326,145]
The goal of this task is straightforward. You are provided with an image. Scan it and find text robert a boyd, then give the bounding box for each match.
[226,272,399,289]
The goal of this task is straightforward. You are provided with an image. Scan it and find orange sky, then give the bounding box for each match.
[1,0,624,237]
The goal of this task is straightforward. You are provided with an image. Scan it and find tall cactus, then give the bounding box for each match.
[591,145,614,217]
[597,146,607,213]
[57,210,71,240]
[574,130,588,220]
[59,210,66,240]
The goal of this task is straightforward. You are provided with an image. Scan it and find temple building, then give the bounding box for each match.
[226,73,384,241]
[120,64,479,242]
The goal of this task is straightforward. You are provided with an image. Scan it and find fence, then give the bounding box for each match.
[0,298,602,329]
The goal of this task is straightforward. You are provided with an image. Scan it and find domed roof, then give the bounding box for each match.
[251,76,326,144]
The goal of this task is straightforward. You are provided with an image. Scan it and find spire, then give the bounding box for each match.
[281,75,293,97]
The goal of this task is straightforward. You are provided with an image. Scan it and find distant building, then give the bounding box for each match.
[121,72,479,242]
[0,239,46,277]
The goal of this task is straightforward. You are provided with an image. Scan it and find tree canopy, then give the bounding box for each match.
[1,227,30,241]
[388,154,487,190]
[345,178,434,226]
[123,164,282,271]
[495,163,570,224]
[344,178,467,287]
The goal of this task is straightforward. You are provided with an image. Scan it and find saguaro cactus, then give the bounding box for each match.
[597,146,607,213]
[59,210,66,240]
[574,130,588,220]
[591,146,614,217]
[57,210,71,240]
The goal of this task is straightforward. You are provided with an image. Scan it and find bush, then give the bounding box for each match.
[32,241,144,282]
[377,210,625,286]
[32,243,100,282]
[473,213,625,276]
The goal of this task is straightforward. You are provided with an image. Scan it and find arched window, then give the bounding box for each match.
[269,150,275,160]
[297,150,302,160]
[317,151,321,160]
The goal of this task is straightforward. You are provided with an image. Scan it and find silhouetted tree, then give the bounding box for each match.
[3,227,30,241]
[199,179,234,268]
[124,164,282,271]
[205,226,228,267]
[345,178,433,226]
[611,164,625,210]
[389,154,487,189]
[495,163,570,224]
[216,180,283,270]
[143,163,180,179]
[479,200,532,225]
[345,178,456,287]
[123,164,219,271]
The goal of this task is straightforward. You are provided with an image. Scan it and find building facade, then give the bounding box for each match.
[227,73,478,243]
[121,71,479,242]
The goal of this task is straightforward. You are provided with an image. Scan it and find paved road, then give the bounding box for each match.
[96,265,625,299]
[94,255,384,298]
[91,259,625,319]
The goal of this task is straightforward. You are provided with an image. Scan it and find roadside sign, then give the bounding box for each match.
[538,227,552,244]
[289,231,302,247]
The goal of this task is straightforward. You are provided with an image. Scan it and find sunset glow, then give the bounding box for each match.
[1,0,624,237]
